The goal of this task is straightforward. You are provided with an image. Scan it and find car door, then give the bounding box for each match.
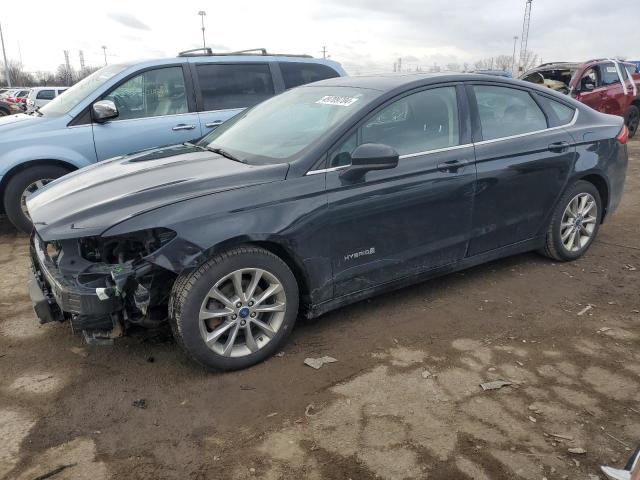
[324,85,476,297]
[192,62,277,136]
[467,83,577,256]
[92,65,200,160]
[576,66,606,112]
[598,62,628,116]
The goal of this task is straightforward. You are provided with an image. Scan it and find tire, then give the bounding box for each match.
[539,180,602,262]
[3,165,71,233]
[169,246,299,370]
[626,105,639,138]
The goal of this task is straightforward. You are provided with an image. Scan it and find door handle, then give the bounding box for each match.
[205,120,223,128]
[172,124,196,131]
[437,159,469,173]
[548,141,570,153]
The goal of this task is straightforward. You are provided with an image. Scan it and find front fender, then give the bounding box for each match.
[0,124,96,177]
[102,174,334,304]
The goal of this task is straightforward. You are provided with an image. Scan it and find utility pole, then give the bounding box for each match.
[101,45,107,65]
[63,50,72,86]
[517,0,533,73]
[198,11,207,49]
[321,46,327,59]
[79,50,85,73]
[511,35,519,76]
[0,22,10,87]
[397,57,402,73]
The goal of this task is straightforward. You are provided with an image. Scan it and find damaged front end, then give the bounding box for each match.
[29,228,178,345]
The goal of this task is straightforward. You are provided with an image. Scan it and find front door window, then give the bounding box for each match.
[104,67,188,120]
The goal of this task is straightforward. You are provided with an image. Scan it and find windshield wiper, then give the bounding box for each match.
[206,146,245,163]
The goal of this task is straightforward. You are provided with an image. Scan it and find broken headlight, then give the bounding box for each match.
[79,228,176,264]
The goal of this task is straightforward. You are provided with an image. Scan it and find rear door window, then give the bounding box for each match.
[600,63,621,86]
[196,63,274,111]
[279,62,339,89]
[104,66,189,120]
[36,90,56,100]
[473,85,547,140]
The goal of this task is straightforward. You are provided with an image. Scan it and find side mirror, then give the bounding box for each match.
[92,100,118,123]
[340,143,399,181]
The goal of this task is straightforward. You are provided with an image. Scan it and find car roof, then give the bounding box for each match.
[116,54,342,71]
[304,72,532,92]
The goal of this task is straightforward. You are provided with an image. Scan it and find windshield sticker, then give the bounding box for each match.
[316,95,359,107]
[606,66,618,73]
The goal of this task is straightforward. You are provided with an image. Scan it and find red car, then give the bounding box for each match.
[522,59,640,137]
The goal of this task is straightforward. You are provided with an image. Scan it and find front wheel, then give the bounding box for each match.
[539,180,602,262]
[3,165,71,233]
[169,246,299,370]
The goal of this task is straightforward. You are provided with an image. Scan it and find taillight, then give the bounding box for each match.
[616,125,629,144]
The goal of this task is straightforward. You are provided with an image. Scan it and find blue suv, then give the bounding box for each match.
[0,48,345,231]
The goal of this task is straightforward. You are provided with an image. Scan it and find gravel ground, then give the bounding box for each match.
[1,138,639,480]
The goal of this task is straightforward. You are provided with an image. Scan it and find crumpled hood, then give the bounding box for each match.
[28,144,289,240]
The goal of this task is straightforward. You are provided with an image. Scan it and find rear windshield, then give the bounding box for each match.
[39,64,128,116]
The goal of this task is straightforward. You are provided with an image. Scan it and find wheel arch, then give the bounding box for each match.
[189,236,313,308]
[0,159,77,213]
[578,173,609,221]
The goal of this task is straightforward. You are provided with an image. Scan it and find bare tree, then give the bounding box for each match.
[55,64,75,86]
[0,60,35,86]
[33,70,57,86]
[77,65,100,81]
[445,63,461,72]
[494,55,513,71]
[518,51,539,73]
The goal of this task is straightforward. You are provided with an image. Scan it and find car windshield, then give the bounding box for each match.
[39,64,128,116]
[199,86,379,164]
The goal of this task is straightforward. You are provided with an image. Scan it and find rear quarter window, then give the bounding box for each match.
[536,95,576,126]
[279,62,339,89]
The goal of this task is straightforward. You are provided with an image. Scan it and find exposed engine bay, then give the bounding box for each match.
[521,66,578,94]
[29,228,178,345]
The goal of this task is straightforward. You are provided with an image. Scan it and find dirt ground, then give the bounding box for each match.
[1,139,639,480]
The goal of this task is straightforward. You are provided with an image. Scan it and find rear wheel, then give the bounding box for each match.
[169,246,299,370]
[3,165,71,233]
[539,180,602,262]
[626,105,639,138]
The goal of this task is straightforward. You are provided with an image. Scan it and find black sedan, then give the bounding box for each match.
[27,73,629,370]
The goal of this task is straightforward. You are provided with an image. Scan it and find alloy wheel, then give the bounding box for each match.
[20,178,54,219]
[198,268,287,357]
[560,193,597,253]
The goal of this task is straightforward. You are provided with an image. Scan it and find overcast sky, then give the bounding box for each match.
[3,0,639,75]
